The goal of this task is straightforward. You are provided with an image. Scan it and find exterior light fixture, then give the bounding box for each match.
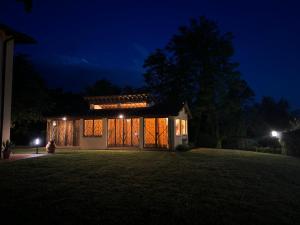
[34,138,41,154]
[52,121,57,126]
[271,130,280,138]
[118,114,124,119]
[62,117,67,121]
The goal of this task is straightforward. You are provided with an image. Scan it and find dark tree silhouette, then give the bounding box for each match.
[248,97,292,138]
[85,79,121,96]
[11,54,51,144]
[16,0,32,12]
[144,17,254,148]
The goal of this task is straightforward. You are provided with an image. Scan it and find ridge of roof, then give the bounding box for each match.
[46,101,191,119]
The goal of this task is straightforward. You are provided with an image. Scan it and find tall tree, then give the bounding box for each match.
[85,79,121,96]
[248,97,291,138]
[11,54,51,144]
[16,0,32,12]
[144,17,254,148]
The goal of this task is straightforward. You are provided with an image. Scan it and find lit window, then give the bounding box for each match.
[181,119,188,135]
[84,120,93,136]
[175,119,181,136]
[93,120,103,136]
[185,120,188,135]
[91,102,148,110]
[84,119,103,136]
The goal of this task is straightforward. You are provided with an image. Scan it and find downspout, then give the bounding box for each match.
[0,36,14,156]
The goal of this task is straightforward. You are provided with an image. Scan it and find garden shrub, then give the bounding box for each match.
[282,129,300,157]
[195,133,217,148]
[254,147,282,154]
[223,138,258,150]
[257,137,281,149]
[175,144,191,152]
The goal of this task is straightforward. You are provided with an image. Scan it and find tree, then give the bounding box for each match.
[16,0,32,12]
[248,97,291,138]
[85,79,121,96]
[11,54,51,144]
[47,89,87,116]
[144,17,254,148]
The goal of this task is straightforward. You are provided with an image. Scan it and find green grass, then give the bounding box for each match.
[11,147,78,154]
[1,149,300,225]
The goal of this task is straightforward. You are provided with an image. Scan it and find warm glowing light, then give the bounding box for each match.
[271,130,280,138]
[34,138,40,146]
[52,121,57,126]
[118,114,124,119]
[62,117,67,121]
[91,102,148,110]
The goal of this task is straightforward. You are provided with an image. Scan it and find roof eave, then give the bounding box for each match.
[0,24,36,44]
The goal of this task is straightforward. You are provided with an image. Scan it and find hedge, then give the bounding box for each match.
[282,129,300,157]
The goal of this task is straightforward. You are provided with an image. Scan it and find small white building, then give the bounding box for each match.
[47,94,191,150]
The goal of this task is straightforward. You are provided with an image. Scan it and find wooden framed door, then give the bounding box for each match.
[49,120,79,146]
[107,118,140,147]
[144,118,168,148]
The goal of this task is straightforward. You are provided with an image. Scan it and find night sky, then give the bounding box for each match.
[1,0,300,108]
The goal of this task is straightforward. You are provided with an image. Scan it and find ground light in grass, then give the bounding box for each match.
[34,138,41,154]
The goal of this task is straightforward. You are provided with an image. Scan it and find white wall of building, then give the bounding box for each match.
[173,107,189,149]
[79,118,108,149]
[0,31,14,144]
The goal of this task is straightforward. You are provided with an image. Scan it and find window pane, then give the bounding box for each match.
[84,120,93,136]
[116,119,124,145]
[181,119,186,135]
[185,120,188,135]
[124,119,132,145]
[94,119,103,136]
[144,118,156,147]
[157,118,168,148]
[132,118,140,146]
[175,119,181,136]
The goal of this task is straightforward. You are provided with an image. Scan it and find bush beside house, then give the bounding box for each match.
[282,129,300,157]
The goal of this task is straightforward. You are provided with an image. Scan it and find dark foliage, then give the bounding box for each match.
[11,55,88,145]
[16,0,32,12]
[85,79,146,96]
[85,79,121,96]
[175,144,191,152]
[144,16,254,148]
[247,97,291,138]
[47,89,87,116]
[282,129,300,157]
[11,55,51,145]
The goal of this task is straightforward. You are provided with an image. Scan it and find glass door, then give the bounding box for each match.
[107,118,139,147]
[144,118,168,148]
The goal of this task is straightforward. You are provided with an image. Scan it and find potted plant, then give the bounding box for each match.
[46,140,56,153]
[2,140,13,159]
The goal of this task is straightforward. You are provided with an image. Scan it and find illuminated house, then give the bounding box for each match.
[46,94,191,150]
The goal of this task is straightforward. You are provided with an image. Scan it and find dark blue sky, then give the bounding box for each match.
[1,0,300,108]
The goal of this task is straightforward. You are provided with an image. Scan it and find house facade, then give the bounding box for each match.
[46,94,190,150]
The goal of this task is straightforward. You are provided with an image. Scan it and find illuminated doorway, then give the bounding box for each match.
[49,120,80,146]
[108,118,140,147]
[144,118,168,148]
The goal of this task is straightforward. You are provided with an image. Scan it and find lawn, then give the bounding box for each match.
[0,149,300,225]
